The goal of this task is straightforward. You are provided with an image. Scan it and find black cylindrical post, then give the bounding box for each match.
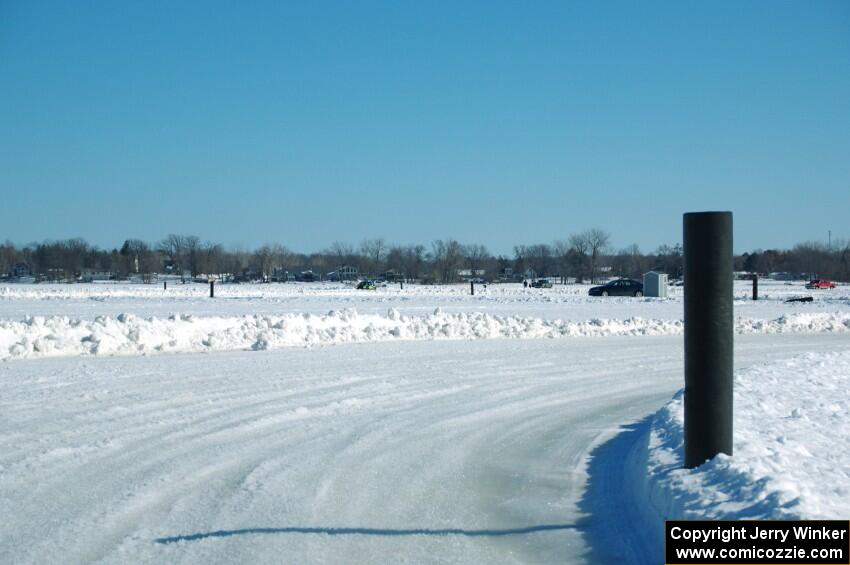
[210,280,215,298]
[163,281,167,291]
[683,211,733,468]
[470,281,474,295]
[752,274,758,301]
[400,281,403,290]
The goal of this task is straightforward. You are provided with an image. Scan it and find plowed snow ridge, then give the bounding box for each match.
[2,309,849,360]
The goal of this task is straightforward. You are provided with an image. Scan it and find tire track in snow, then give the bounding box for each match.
[3,335,849,564]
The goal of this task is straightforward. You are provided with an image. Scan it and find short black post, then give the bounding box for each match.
[752,274,758,301]
[163,281,167,291]
[683,211,733,468]
[400,281,403,290]
[209,280,215,298]
[470,281,474,295]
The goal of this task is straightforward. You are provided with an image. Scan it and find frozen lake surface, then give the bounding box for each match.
[2,280,847,322]
[1,281,848,564]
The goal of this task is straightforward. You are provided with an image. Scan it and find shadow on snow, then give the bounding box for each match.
[577,416,662,565]
[155,524,578,544]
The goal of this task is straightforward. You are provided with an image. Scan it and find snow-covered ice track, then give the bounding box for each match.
[2,334,848,564]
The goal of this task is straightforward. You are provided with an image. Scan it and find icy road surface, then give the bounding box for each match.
[2,334,848,564]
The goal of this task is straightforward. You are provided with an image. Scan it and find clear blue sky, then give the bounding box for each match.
[2,1,848,255]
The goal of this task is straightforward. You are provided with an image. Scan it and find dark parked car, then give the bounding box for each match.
[356,280,377,290]
[588,278,644,297]
[531,279,553,288]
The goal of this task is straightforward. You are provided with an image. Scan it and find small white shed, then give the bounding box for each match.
[643,271,668,298]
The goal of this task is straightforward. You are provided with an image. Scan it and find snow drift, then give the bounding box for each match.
[638,350,850,528]
[2,309,850,360]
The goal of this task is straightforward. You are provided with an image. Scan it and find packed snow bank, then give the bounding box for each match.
[2,309,850,360]
[641,350,850,525]
[0,309,678,360]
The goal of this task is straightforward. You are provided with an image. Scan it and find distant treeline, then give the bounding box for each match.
[1,231,848,283]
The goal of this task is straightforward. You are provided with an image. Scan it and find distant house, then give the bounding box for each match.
[128,273,159,284]
[80,268,113,282]
[13,263,31,278]
[296,270,319,282]
[233,269,260,283]
[382,269,404,282]
[457,268,486,281]
[39,268,69,283]
[497,267,523,283]
[327,265,359,282]
[270,267,292,282]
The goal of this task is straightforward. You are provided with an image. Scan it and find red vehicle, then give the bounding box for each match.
[805,279,836,290]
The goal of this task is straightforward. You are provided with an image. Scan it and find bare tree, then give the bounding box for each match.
[157,234,186,278]
[463,243,490,278]
[253,244,275,280]
[183,236,203,277]
[613,243,643,278]
[8,231,850,287]
[328,241,355,266]
[270,243,294,279]
[568,233,589,283]
[431,239,463,283]
[203,242,225,276]
[384,246,404,274]
[526,244,553,278]
[220,245,248,278]
[653,243,684,278]
[119,239,158,276]
[402,244,426,280]
[788,241,834,279]
[360,238,388,276]
[838,239,850,282]
[585,229,611,283]
[315,253,331,276]
[553,240,571,284]
[61,238,88,278]
[0,241,18,276]
[512,245,529,278]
